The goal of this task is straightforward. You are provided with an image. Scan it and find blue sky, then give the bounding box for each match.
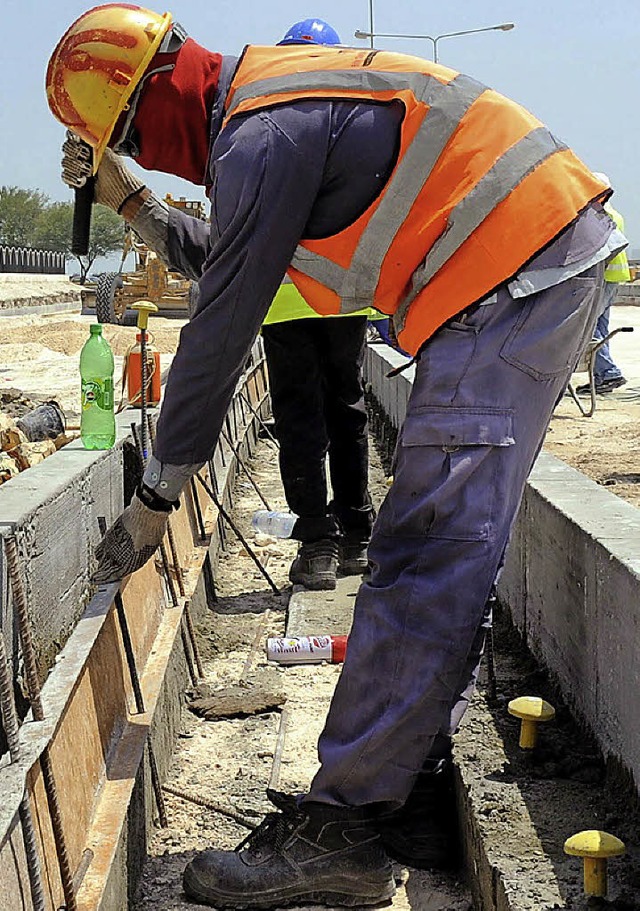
[2,0,639,262]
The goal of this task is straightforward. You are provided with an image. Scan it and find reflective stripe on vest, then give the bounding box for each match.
[224,47,609,354]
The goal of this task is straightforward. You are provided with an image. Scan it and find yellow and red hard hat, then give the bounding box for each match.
[46,4,173,172]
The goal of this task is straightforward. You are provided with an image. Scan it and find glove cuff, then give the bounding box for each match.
[136,482,178,513]
[97,161,145,213]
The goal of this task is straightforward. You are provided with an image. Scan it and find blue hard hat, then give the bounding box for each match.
[278,18,341,46]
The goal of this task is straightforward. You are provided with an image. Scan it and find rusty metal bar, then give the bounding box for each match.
[208,460,228,551]
[158,541,179,607]
[189,477,208,543]
[97,517,145,715]
[163,784,255,829]
[180,620,198,687]
[0,626,46,911]
[5,535,78,911]
[240,390,279,449]
[194,473,280,595]
[182,600,204,679]
[269,707,290,792]
[145,415,187,600]
[146,741,168,828]
[221,428,272,511]
[164,523,186,597]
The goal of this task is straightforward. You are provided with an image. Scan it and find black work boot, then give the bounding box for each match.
[289,539,339,590]
[183,789,396,909]
[374,758,460,870]
[338,534,370,576]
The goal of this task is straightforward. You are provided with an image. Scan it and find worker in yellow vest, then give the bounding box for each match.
[48,5,626,906]
[576,173,631,394]
[260,21,380,591]
[263,272,383,590]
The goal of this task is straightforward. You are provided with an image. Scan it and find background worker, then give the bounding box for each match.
[262,20,376,591]
[576,172,631,395]
[48,5,626,908]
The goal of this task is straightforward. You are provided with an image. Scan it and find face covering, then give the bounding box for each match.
[128,37,222,185]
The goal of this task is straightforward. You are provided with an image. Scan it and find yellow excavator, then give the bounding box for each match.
[94,194,204,324]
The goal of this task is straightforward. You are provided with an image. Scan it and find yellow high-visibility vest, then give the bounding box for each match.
[263,277,385,326]
[604,203,631,283]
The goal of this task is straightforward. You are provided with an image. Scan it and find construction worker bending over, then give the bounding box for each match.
[262,20,376,591]
[48,5,626,908]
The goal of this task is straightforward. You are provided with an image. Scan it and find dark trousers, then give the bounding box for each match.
[262,316,373,542]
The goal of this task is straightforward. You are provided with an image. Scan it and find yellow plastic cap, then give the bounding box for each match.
[507,696,555,722]
[564,830,626,859]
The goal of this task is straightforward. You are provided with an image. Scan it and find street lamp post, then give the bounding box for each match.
[354,23,515,63]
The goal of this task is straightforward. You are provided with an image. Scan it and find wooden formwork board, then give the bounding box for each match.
[0,360,271,910]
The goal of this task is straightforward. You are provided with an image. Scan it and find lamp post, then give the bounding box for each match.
[354,23,515,63]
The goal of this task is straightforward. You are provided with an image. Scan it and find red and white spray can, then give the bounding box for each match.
[266,635,348,665]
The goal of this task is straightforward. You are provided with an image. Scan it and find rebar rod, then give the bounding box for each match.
[240,391,279,449]
[4,536,78,909]
[97,517,145,715]
[180,620,198,687]
[146,741,168,828]
[239,610,271,683]
[208,460,227,551]
[158,540,179,607]
[189,477,208,542]
[164,522,186,597]
[5,538,43,722]
[142,420,203,679]
[221,429,271,510]
[182,600,204,679]
[194,472,280,595]
[145,415,187,600]
[269,707,290,792]
[0,627,46,911]
[162,784,255,829]
[139,328,149,461]
[130,421,144,473]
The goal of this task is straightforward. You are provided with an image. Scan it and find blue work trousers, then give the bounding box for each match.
[592,282,623,382]
[307,264,604,809]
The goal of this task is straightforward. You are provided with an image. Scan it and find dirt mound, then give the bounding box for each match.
[0,318,182,356]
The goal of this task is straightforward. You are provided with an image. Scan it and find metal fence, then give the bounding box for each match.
[0,246,66,274]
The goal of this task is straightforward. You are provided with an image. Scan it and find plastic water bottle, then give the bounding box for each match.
[252,510,297,538]
[80,324,115,450]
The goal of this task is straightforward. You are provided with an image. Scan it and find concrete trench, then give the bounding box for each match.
[0,298,639,908]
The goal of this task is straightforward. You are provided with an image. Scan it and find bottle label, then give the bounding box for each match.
[82,377,114,411]
[266,636,333,664]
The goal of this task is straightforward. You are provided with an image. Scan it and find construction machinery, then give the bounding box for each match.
[93,194,204,324]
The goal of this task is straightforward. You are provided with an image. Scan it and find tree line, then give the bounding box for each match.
[0,186,124,282]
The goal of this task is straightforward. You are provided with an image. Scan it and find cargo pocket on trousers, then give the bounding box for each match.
[391,408,515,541]
[500,275,598,380]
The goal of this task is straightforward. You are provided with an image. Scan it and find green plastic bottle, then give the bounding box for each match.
[80,324,115,450]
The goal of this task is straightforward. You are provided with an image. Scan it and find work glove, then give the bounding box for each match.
[61,131,145,214]
[92,484,175,584]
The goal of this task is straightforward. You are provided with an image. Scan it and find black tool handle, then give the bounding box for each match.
[72,177,95,256]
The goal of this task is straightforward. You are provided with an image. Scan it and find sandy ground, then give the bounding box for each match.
[545,305,640,507]
[0,310,186,423]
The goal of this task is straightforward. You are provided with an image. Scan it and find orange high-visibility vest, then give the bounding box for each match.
[224,46,609,355]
